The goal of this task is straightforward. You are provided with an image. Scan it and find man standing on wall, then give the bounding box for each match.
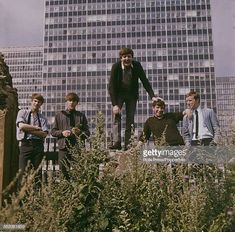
[108,47,158,150]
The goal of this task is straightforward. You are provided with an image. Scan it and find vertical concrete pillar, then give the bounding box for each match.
[0,98,18,206]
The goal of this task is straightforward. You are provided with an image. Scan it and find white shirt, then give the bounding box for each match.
[192,106,213,140]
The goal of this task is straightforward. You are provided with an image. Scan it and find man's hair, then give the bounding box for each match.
[186,90,200,102]
[65,92,80,102]
[152,99,165,109]
[119,47,134,58]
[31,93,44,104]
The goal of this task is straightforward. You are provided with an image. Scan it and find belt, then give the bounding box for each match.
[191,138,213,146]
[21,139,43,144]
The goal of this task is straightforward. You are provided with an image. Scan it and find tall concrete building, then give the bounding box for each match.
[42,0,216,145]
[216,76,235,139]
[1,46,43,110]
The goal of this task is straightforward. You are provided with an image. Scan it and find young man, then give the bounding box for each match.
[51,92,90,179]
[139,99,186,146]
[183,90,220,146]
[108,47,158,150]
[16,93,48,181]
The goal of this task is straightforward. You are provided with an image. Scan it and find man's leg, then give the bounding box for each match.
[31,143,44,186]
[31,143,44,169]
[124,98,137,150]
[58,149,71,180]
[110,99,124,149]
[18,142,34,187]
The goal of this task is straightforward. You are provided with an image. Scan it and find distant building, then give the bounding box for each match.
[43,0,216,145]
[1,47,43,110]
[216,76,235,140]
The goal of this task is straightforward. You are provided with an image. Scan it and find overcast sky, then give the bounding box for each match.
[0,0,234,77]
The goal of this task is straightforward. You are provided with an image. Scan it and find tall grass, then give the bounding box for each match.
[1,112,235,231]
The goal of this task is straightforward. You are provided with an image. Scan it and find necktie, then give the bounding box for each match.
[195,109,199,139]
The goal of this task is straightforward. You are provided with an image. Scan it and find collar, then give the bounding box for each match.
[121,62,133,70]
[65,109,76,115]
[194,105,201,113]
[154,115,165,120]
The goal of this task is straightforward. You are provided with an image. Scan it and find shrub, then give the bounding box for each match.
[1,112,235,231]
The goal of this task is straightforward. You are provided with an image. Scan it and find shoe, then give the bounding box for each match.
[109,143,122,150]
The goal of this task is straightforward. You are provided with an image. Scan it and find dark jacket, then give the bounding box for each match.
[51,110,90,150]
[108,60,155,106]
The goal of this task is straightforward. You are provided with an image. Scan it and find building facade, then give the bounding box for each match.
[216,76,235,141]
[1,46,43,110]
[43,0,216,146]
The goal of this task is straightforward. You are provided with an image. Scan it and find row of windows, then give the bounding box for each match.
[45,6,209,17]
[46,0,209,10]
[44,94,215,107]
[10,66,42,72]
[44,43,212,53]
[43,67,214,79]
[45,30,211,40]
[45,23,210,34]
[44,55,213,68]
[46,22,211,33]
[45,33,212,44]
[46,0,208,5]
[45,10,211,25]
[6,59,42,65]
[4,52,42,58]
[42,82,212,91]
[44,44,213,56]
[46,6,209,17]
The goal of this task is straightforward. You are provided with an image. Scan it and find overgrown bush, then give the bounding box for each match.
[1,112,235,231]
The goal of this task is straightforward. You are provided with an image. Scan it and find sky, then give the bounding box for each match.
[0,0,234,77]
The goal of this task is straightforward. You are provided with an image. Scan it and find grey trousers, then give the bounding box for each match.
[112,97,137,148]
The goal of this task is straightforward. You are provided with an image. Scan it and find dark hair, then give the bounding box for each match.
[31,93,44,104]
[186,90,200,102]
[65,92,80,102]
[152,99,165,109]
[119,47,134,59]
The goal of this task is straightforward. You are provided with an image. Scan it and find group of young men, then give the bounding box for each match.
[16,47,220,181]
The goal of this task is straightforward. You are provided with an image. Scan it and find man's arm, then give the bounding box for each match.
[136,61,155,99]
[79,114,90,140]
[209,109,221,144]
[108,63,119,106]
[30,130,48,138]
[182,116,191,146]
[18,122,41,132]
[18,122,48,139]
[51,114,64,138]
[139,119,151,143]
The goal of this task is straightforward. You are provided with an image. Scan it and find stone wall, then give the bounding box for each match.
[0,53,18,206]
